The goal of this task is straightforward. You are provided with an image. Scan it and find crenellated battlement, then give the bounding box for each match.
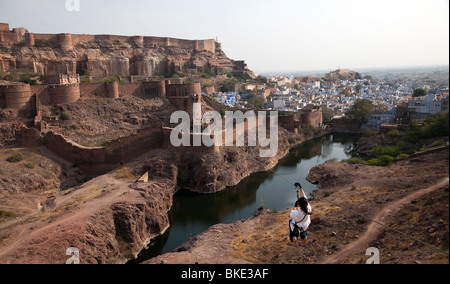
[0,23,217,53]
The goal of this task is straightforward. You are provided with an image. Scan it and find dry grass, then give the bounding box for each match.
[113,167,139,182]
[231,212,289,264]
[230,184,394,264]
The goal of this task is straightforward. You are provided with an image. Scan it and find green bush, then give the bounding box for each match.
[51,106,61,116]
[173,72,186,78]
[387,129,401,138]
[408,113,449,142]
[201,70,216,79]
[43,170,54,180]
[409,120,420,131]
[370,145,402,158]
[6,153,24,163]
[25,162,35,169]
[81,78,93,84]
[220,81,233,93]
[406,131,421,144]
[99,140,111,147]
[347,157,362,164]
[20,75,32,84]
[59,111,72,121]
[421,112,449,138]
[0,210,16,218]
[364,155,394,167]
[34,39,57,48]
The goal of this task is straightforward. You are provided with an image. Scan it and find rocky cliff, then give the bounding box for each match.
[146,148,449,264]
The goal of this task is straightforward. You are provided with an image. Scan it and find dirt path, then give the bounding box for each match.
[0,174,132,261]
[321,177,449,264]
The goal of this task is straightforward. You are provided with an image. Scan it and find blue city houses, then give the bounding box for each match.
[210,72,448,125]
[213,91,248,107]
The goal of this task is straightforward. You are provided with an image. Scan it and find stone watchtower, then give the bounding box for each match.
[58,33,73,52]
[25,33,35,46]
[0,23,10,31]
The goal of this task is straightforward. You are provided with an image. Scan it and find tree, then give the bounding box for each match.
[413,88,427,98]
[220,81,233,93]
[246,94,265,109]
[322,107,334,125]
[347,99,374,123]
[20,75,32,85]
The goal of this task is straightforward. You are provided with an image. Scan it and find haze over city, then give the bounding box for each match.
[0,0,448,73]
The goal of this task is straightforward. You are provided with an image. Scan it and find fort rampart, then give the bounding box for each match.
[44,126,164,177]
[0,23,219,54]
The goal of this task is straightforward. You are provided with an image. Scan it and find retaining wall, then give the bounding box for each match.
[44,126,164,177]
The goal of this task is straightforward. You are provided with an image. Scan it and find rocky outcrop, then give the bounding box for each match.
[145,148,449,265]
[323,69,362,82]
[0,36,254,78]
[0,153,178,264]
[144,207,271,264]
[178,127,309,193]
[306,161,357,189]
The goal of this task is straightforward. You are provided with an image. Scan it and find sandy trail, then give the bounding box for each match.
[0,174,132,260]
[321,177,449,264]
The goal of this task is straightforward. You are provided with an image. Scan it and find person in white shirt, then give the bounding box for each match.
[289,183,312,247]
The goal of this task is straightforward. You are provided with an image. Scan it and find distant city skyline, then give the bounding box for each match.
[0,0,448,73]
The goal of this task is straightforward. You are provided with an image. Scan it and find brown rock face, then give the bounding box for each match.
[1,36,253,78]
[0,152,178,264]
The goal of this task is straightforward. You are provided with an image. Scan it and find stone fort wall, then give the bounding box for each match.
[44,126,165,177]
[301,106,323,128]
[1,79,199,119]
[44,124,218,177]
[0,23,218,53]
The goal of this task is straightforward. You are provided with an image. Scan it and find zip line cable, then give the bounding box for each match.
[240,128,449,257]
[260,151,448,256]
[189,106,448,256]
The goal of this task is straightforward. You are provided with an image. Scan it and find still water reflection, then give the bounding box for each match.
[132,134,357,263]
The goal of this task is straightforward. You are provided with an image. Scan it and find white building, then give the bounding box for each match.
[366,114,396,130]
[274,100,286,109]
[408,99,442,115]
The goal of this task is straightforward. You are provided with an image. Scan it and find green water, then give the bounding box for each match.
[132,134,357,263]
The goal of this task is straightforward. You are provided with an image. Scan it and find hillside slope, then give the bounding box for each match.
[145,148,449,264]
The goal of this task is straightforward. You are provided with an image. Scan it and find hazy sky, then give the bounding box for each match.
[0,0,449,73]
